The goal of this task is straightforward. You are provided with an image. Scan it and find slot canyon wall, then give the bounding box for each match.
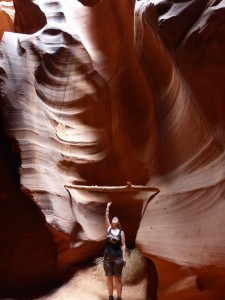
[1,0,225,299]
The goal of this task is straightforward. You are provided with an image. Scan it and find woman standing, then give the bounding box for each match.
[103,202,126,300]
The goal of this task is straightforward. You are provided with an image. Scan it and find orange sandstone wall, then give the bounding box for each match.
[1,0,225,298]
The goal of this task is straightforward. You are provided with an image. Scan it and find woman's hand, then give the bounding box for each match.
[107,202,112,209]
[123,258,126,266]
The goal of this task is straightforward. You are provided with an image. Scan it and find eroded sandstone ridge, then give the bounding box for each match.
[1,0,225,298]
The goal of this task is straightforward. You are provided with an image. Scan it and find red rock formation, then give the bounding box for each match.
[1,0,225,298]
[0,2,13,40]
[13,0,47,34]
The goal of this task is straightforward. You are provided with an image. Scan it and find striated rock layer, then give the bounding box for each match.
[1,0,225,298]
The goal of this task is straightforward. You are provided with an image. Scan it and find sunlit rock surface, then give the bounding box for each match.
[0,1,13,39]
[1,0,225,298]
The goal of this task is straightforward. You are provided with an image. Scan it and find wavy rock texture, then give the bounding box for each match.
[1,0,225,299]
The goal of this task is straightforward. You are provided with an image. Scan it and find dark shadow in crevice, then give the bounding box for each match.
[145,257,159,300]
[0,111,58,299]
[13,0,47,34]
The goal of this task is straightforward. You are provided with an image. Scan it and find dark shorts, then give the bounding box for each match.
[103,254,124,277]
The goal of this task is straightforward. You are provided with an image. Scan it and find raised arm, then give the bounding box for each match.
[105,202,112,229]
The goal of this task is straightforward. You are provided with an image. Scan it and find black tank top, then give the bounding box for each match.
[105,227,122,257]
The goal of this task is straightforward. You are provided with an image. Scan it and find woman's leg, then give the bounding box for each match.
[114,276,122,298]
[107,276,114,297]
[113,257,123,298]
[104,255,114,297]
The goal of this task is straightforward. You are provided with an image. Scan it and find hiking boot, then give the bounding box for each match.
[116,297,122,300]
[109,296,114,300]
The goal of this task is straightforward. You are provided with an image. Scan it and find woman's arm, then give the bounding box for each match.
[121,231,126,265]
[105,202,112,229]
